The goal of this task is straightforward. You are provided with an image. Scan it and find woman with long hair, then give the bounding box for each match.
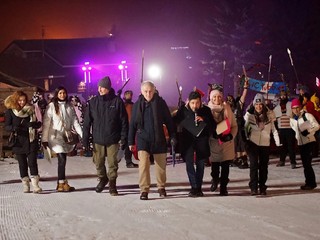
[244,93,281,195]
[4,91,42,193]
[42,86,82,192]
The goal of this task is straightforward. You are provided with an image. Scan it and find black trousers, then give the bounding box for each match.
[57,153,67,180]
[299,142,317,187]
[279,128,296,164]
[15,151,39,178]
[211,161,230,187]
[247,141,270,191]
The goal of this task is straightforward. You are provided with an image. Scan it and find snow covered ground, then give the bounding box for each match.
[0,154,319,240]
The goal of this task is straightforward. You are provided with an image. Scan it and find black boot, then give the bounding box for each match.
[95,177,109,193]
[109,179,118,196]
[219,178,229,196]
[210,178,219,192]
[219,185,228,196]
[188,188,198,197]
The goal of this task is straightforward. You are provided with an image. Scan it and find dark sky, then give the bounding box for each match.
[1,0,320,105]
[0,0,212,52]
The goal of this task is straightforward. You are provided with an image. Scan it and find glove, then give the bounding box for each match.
[170,138,177,147]
[42,142,49,149]
[28,121,42,129]
[219,133,233,142]
[119,139,126,150]
[301,130,309,137]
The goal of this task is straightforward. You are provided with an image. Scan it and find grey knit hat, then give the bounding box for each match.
[253,93,265,105]
[98,76,111,90]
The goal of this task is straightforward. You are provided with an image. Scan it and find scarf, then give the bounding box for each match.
[13,105,36,142]
[208,101,231,123]
[135,94,162,144]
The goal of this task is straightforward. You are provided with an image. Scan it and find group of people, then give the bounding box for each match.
[4,76,318,199]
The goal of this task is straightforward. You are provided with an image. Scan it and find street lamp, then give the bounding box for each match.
[147,64,161,80]
[118,60,128,84]
[82,62,92,97]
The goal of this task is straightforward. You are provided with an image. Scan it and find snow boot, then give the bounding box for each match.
[109,179,118,196]
[56,180,75,192]
[21,177,30,193]
[30,175,42,193]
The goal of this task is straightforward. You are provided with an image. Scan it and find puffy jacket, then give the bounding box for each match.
[5,109,38,154]
[290,111,319,145]
[83,89,128,147]
[244,109,280,147]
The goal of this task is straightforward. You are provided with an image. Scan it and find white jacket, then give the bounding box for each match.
[290,111,319,145]
[244,110,280,147]
[42,102,83,153]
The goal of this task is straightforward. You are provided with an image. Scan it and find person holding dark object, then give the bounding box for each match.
[290,99,318,190]
[174,91,215,197]
[128,81,176,200]
[4,91,43,193]
[274,91,297,168]
[244,93,281,196]
[83,77,128,196]
[208,84,237,196]
[227,78,249,169]
[123,90,138,168]
[42,86,83,192]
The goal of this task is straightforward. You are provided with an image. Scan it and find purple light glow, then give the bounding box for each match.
[82,66,87,71]
[118,64,124,70]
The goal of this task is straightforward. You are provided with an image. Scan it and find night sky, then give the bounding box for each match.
[1,0,320,105]
[0,0,211,51]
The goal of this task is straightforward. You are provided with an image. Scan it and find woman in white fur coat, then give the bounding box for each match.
[42,86,82,192]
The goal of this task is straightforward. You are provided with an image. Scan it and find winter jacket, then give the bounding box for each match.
[42,101,83,153]
[83,89,128,147]
[290,111,319,145]
[174,104,215,160]
[5,108,38,154]
[128,94,175,154]
[208,103,237,162]
[244,109,280,147]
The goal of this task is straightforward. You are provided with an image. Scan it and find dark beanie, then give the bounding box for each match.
[98,76,111,90]
[188,91,201,101]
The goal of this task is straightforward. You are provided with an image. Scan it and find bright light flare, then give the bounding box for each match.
[147,65,161,79]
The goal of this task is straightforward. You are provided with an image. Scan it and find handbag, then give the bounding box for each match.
[63,130,79,145]
[8,131,17,147]
[7,119,23,148]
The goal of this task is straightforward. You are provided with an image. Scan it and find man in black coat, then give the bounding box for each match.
[83,76,128,196]
[174,91,216,197]
[128,81,176,200]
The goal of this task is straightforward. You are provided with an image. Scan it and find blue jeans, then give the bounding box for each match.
[184,146,205,189]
